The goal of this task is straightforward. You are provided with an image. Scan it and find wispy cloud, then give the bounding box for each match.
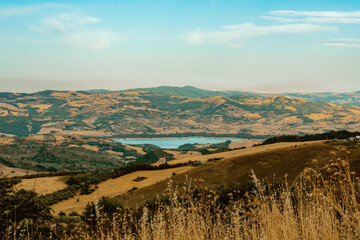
[0,3,67,17]
[32,12,119,50]
[262,10,360,24]
[40,13,100,33]
[262,11,360,48]
[65,31,119,50]
[328,38,360,43]
[320,39,360,48]
[320,43,360,48]
[188,23,336,47]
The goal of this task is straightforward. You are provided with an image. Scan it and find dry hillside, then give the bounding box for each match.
[42,140,360,213]
[118,141,360,208]
[51,166,193,214]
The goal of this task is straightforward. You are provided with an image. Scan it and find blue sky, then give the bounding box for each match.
[0,0,359,93]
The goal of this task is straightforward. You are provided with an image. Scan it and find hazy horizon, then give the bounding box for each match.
[1,0,359,93]
[2,84,360,95]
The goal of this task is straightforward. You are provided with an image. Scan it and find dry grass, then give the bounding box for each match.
[228,139,261,149]
[14,176,67,195]
[82,144,100,152]
[166,141,321,165]
[119,142,360,208]
[68,150,360,240]
[0,136,14,144]
[0,164,37,178]
[51,166,193,214]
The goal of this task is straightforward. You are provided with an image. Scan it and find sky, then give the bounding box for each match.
[0,0,359,93]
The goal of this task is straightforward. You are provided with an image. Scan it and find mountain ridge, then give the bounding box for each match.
[4,86,360,106]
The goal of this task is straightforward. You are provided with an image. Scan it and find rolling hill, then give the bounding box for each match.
[0,134,156,173]
[1,87,360,137]
[15,140,360,214]
[117,141,360,208]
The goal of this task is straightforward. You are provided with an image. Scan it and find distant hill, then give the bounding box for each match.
[0,87,360,137]
[121,86,259,98]
[122,86,360,106]
[283,91,360,106]
[85,89,113,94]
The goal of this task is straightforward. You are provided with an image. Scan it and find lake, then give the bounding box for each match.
[114,137,245,149]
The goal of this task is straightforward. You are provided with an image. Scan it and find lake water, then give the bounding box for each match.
[114,137,245,149]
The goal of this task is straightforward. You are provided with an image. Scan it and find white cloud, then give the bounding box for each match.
[0,4,67,17]
[263,10,360,24]
[188,23,336,46]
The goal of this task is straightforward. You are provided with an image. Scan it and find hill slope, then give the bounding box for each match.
[39,141,360,212]
[118,141,360,208]
[0,134,150,172]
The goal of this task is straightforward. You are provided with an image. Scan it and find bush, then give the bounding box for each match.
[83,196,123,221]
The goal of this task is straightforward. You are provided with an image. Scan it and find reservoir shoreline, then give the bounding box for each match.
[113,137,261,149]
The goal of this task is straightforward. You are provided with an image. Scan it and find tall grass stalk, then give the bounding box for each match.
[67,154,360,240]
